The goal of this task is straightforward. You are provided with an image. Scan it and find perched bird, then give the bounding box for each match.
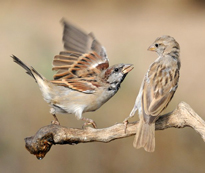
[123,35,180,152]
[12,20,133,128]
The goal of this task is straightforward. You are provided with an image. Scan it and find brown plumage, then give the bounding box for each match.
[124,35,180,152]
[11,20,133,127]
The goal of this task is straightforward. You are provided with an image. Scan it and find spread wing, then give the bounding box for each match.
[142,61,180,121]
[61,19,107,58]
[51,20,109,93]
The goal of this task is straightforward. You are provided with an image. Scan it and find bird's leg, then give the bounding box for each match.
[51,114,60,125]
[123,119,129,134]
[81,117,97,128]
[123,115,136,133]
[123,110,136,133]
[123,104,137,133]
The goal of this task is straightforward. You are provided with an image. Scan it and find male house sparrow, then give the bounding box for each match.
[12,20,133,127]
[124,35,180,152]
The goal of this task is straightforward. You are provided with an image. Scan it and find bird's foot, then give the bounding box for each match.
[123,120,129,134]
[51,114,60,125]
[82,118,97,129]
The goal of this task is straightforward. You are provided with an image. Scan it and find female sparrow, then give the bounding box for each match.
[12,20,133,128]
[124,35,180,152]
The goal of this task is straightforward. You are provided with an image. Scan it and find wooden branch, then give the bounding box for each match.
[25,101,205,159]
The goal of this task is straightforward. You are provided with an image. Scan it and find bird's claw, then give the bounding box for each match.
[82,118,97,129]
[51,114,60,125]
[51,120,60,125]
[123,120,129,134]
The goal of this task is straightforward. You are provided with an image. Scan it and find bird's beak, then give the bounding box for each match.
[147,45,156,51]
[122,64,134,74]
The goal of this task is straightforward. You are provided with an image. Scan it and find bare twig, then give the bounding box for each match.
[24,101,205,159]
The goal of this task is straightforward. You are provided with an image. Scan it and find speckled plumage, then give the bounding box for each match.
[124,35,180,152]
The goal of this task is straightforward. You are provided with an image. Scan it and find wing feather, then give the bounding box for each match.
[50,20,109,93]
[142,61,180,119]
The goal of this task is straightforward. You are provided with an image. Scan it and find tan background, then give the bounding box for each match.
[1,0,205,172]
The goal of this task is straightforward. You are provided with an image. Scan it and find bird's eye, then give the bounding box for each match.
[114,68,119,72]
[155,44,159,48]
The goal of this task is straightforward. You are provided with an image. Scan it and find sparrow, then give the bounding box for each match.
[12,20,133,128]
[123,35,180,152]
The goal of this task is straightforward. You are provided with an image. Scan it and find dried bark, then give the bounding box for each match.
[24,102,205,159]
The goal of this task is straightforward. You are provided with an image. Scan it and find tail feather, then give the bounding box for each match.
[11,55,43,82]
[11,55,52,103]
[133,118,155,152]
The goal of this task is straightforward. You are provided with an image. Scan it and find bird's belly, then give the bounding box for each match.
[49,86,114,114]
[50,90,101,114]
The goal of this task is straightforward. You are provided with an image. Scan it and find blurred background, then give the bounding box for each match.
[1,0,205,172]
